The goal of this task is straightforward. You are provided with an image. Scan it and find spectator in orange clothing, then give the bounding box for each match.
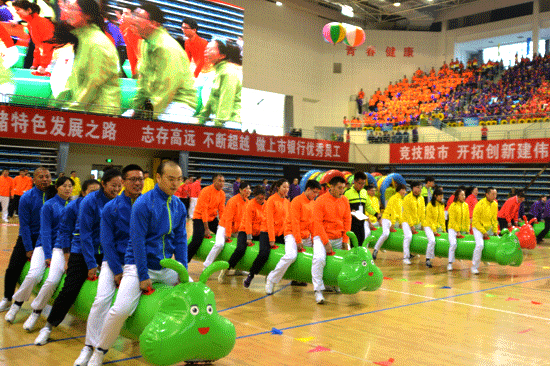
[203,181,250,270]
[243,178,289,288]
[188,176,201,219]
[265,179,321,294]
[8,169,32,218]
[175,176,191,214]
[116,6,140,78]
[13,0,54,74]
[343,116,350,127]
[356,88,365,114]
[0,169,13,223]
[221,185,266,282]
[497,190,525,230]
[311,175,351,304]
[187,174,226,262]
[182,17,208,78]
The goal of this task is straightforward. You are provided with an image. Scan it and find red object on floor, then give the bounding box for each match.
[308,346,331,353]
[374,358,395,366]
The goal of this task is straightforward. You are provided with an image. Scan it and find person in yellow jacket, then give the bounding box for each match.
[471,187,498,274]
[366,184,381,234]
[423,188,445,268]
[372,183,407,260]
[447,188,470,271]
[70,171,81,201]
[142,171,155,194]
[401,181,425,265]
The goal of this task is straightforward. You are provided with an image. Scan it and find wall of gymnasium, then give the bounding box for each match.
[231,0,440,132]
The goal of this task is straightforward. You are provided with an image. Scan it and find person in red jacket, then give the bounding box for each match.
[312,175,351,304]
[115,6,140,78]
[497,190,525,230]
[188,176,201,218]
[13,0,54,74]
[181,17,208,78]
[243,178,289,288]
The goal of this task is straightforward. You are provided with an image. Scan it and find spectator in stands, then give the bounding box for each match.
[471,187,498,274]
[232,177,241,196]
[288,178,301,201]
[181,17,208,78]
[481,124,488,141]
[497,190,525,230]
[70,171,81,201]
[52,0,121,115]
[0,169,13,223]
[412,127,419,143]
[343,116,350,128]
[13,1,54,75]
[357,88,364,114]
[526,195,547,222]
[402,129,410,143]
[9,169,31,218]
[123,4,196,122]
[198,38,242,126]
[421,176,435,205]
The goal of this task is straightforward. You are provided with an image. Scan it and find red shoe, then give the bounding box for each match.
[390,228,397,232]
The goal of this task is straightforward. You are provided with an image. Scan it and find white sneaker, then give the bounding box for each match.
[447,263,453,271]
[87,349,106,366]
[265,280,274,295]
[314,291,325,304]
[403,258,412,265]
[0,298,12,312]
[471,268,480,275]
[218,269,227,284]
[23,311,40,331]
[5,303,20,323]
[74,346,94,366]
[34,327,51,345]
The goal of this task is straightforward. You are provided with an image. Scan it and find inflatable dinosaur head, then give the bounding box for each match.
[139,260,236,366]
[494,229,523,267]
[337,232,384,294]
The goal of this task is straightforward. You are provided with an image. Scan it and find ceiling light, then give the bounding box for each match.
[393,2,401,6]
[276,1,282,5]
[341,4,354,17]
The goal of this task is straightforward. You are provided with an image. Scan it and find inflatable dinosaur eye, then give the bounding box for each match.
[190,305,199,315]
[207,305,213,314]
[362,260,367,267]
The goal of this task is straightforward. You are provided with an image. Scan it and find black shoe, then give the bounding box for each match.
[243,274,254,288]
[372,249,378,260]
[409,254,415,259]
[426,259,432,268]
[290,280,307,286]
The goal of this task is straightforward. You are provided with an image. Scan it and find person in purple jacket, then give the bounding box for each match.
[288,178,302,201]
[232,176,241,196]
[87,160,187,365]
[526,195,547,222]
[535,195,550,244]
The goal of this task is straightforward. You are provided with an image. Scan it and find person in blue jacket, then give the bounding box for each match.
[35,169,122,346]
[88,160,187,365]
[0,167,52,313]
[5,177,74,324]
[74,165,144,366]
[20,179,100,331]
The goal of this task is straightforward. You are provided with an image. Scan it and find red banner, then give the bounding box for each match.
[390,138,550,164]
[0,105,349,162]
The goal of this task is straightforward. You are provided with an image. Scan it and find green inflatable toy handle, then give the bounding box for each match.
[200,261,230,284]
[160,259,189,283]
[347,231,359,248]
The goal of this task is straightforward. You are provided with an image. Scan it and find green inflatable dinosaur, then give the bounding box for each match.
[19,260,236,366]
[364,227,523,266]
[193,231,384,294]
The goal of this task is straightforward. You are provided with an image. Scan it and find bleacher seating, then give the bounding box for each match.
[0,142,57,177]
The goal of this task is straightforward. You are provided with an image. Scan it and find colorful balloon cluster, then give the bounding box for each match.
[322,22,365,47]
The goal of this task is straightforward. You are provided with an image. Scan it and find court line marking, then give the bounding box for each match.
[219,282,291,312]
[0,335,84,351]
[381,288,550,321]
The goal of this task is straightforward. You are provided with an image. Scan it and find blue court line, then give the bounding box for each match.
[104,355,142,364]
[219,282,291,312]
[0,335,84,351]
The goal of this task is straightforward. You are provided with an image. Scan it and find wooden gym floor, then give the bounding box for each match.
[2,218,550,365]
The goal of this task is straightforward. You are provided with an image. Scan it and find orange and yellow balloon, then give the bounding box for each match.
[343,25,365,47]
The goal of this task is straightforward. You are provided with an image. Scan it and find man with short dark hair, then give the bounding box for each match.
[497,190,525,230]
[87,160,187,365]
[421,176,435,205]
[344,172,373,247]
[401,181,425,265]
[471,187,498,274]
[124,3,196,122]
[181,17,208,78]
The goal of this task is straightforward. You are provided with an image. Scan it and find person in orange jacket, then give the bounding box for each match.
[221,185,266,283]
[497,190,525,230]
[243,178,290,288]
[203,181,251,270]
[187,174,225,262]
[0,169,13,223]
[265,179,321,294]
[311,176,351,304]
[9,169,31,218]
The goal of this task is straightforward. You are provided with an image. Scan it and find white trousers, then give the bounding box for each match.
[373,219,391,251]
[203,226,226,268]
[448,229,457,263]
[85,261,117,348]
[266,235,312,285]
[189,197,198,219]
[96,264,178,351]
[158,102,195,124]
[472,228,485,270]
[312,236,342,292]
[364,221,371,242]
[424,227,436,259]
[31,248,65,311]
[13,246,46,303]
[0,196,9,221]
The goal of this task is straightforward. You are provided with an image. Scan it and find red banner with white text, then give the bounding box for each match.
[0,105,349,162]
[390,138,550,164]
